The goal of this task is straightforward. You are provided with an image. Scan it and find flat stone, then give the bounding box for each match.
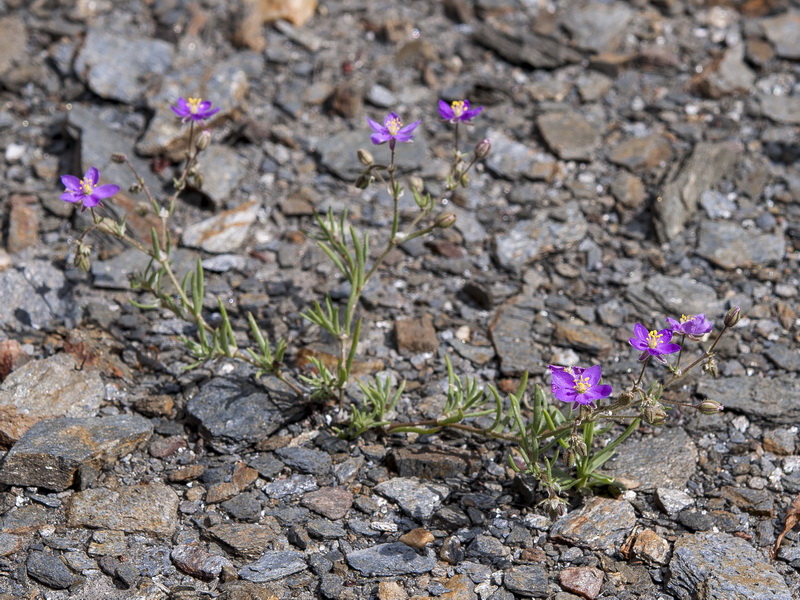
[503,564,549,597]
[625,274,723,318]
[388,448,472,479]
[0,415,152,491]
[694,44,755,98]
[720,486,774,517]
[275,446,332,476]
[346,542,436,576]
[654,488,694,517]
[550,497,637,554]
[553,322,613,357]
[0,354,105,446]
[182,200,260,254]
[307,518,347,539]
[186,365,306,449]
[654,142,739,241]
[75,29,174,103]
[489,296,543,376]
[317,129,429,180]
[562,1,632,52]
[373,477,449,521]
[301,487,353,520]
[0,533,23,556]
[606,427,698,492]
[171,544,234,581]
[399,528,435,550]
[761,11,800,59]
[536,111,601,161]
[0,16,26,75]
[559,566,604,599]
[765,342,800,372]
[667,532,792,600]
[263,474,318,499]
[485,130,555,181]
[26,551,75,590]
[472,24,582,69]
[67,483,179,536]
[395,314,438,353]
[696,221,785,269]
[195,145,248,208]
[758,95,800,125]
[87,530,127,557]
[493,202,588,272]
[609,134,672,173]
[238,551,307,583]
[6,195,39,254]
[207,523,275,558]
[0,258,75,331]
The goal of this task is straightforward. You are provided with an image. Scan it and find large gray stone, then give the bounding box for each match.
[696,377,800,425]
[238,551,306,582]
[0,257,75,331]
[550,497,637,554]
[0,415,153,491]
[373,477,450,521]
[696,221,785,269]
[346,542,436,576]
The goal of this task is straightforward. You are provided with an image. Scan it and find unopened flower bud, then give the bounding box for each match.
[702,356,719,378]
[355,174,373,189]
[435,212,457,229]
[724,306,741,328]
[569,434,587,457]
[643,405,667,426]
[195,129,212,151]
[618,390,635,406]
[408,175,424,193]
[73,243,92,272]
[698,399,724,415]
[474,138,492,159]
[357,148,374,166]
[110,153,126,163]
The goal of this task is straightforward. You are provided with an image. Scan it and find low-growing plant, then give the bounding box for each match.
[60,96,737,511]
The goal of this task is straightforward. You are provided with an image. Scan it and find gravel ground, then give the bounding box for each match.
[0,0,799,598]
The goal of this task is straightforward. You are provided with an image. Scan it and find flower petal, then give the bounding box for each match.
[60,191,81,203]
[438,100,454,120]
[93,184,120,199]
[82,195,101,208]
[582,384,612,402]
[366,117,386,134]
[61,174,81,191]
[659,343,681,355]
[370,132,391,145]
[629,338,648,351]
[384,112,401,126]
[633,323,648,341]
[656,328,673,343]
[85,166,100,186]
[551,370,575,390]
[583,365,602,386]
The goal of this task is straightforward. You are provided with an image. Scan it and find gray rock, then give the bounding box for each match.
[263,474,318,499]
[317,129,429,180]
[238,551,307,583]
[490,296,543,376]
[696,44,755,98]
[182,200,260,254]
[696,221,785,269]
[667,532,792,600]
[367,84,396,108]
[654,488,695,517]
[606,427,698,492]
[373,477,449,521]
[699,190,736,219]
[75,29,174,103]
[90,247,152,290]
[550,497,637,554]
[67,483,179,536]
[536,111,601,161]
[0,258,75,331]
[654,142,739,241]
[761,12,800,59]
[472,24,582,69]
[171,544,234,581]
[307,518,347,539]
[609,134,672,173]
[696,377,800,425]
[186,366,306,449]
[346,542,436,576]
[625,274,723,319]
[206,523,275,558]
[0,415,152,491]
[562,1,632,52]
[485,130,555,180]
[275,446,332,476]
[26,551,75,590]
[0,353,105,446]
[194,145,248,208]
[765,343,800,372]
[0,16,26,75]
[493,202,588,272]
[758,94,800,125]
[503,564,549,597]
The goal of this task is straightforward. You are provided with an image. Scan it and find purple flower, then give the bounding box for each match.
[666,314,713,340]
[549,364,612,406]
[60,167,119,211]
[171,97,220,123]
[629,323,681,362]
[366,112,421,150]
[438,99,483,123]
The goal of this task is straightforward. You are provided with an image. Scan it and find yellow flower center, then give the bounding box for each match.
[451,100,466,117]
[680,314,692,323]
[647,330,663,348]
[187,97,202,114]
[573,376,591,394]
[386,116,402,136]
[80,177,95,195]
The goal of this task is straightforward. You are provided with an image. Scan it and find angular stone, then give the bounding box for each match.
[625,274,723,318]
[318,130,429,180]
[171,544,234,581]
[562,1,632,52]
[696,222,785,269]
[609,134,672,173]
[761,12,800,59]
[720,486,774,517]
[87,530,127,557]
[489,296,542,376]
[374,477,449,521]
[504,565,549,597]
[701,374,797,428]
[631,529,670,565]
[553,322,613,357]
[550,497,637,554]
[238,551,307,583]
[182,200,260,254]
[0,415,152,491]
[0,259,74,331]
[493,203,588,272]
[187,365,306,450]
[346,542,436,576]
[0,354,105,446]
[26,551,75,590]
[559,566,604,599]
[388,448,472,480]
[0,16,26,75]
[6,195,39,254]
[537,111,601,161]
[694,44,755,98]
[301,487,353,520]
[195,145,248,208]
[207,523,275,558]
[667,532,792,600]
[472,24,582,69]
[67,483,179,536]
[275,446,332,476]
[606,427,698,492]
[234,0,318,51]
[395,315,438,354]
[399,528,435,550]
[485,130,555,181]
[766,343,800,372]
[654,142,739,241]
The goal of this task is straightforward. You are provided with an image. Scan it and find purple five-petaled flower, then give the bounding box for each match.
[666,314,713,340]
[367,112,421,150]
[60,167,120,211]
[171,97,220,123]
[629,323,681,362]
[438,99,483,123]
[549,365,612,406]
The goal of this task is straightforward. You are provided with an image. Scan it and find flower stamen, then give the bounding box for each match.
[647,330,663,348]
[187,97,202,114]
[386,116,402,136]
[573,376,591,394]
[80,177,94,195]
[450,100,466,117]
